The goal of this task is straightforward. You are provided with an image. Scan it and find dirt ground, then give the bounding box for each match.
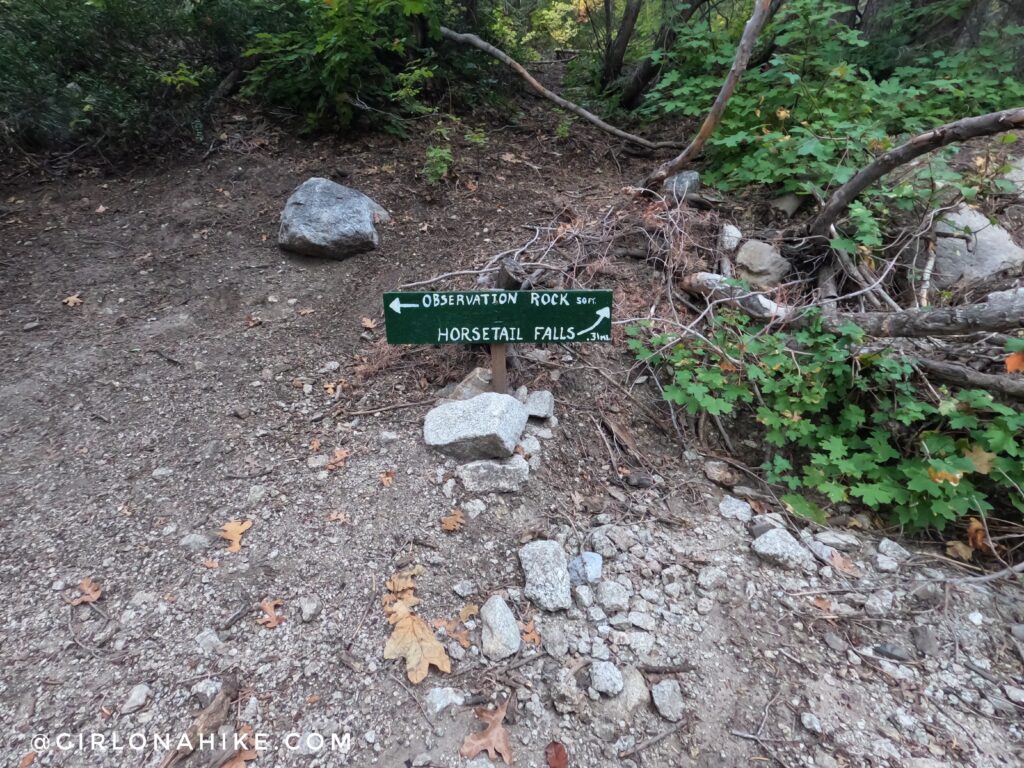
[2,112,1023,768]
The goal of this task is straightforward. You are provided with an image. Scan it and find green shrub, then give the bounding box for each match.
[628,313,1024,530]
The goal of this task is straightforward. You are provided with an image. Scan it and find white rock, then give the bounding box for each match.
[933,205,1024,288]
[651,679,685,722]
[719,224,743,252]
[462,499,486,519]
[519,540,572,611]
[480,596,521,660]
[735,240,791,289]
[178,533,212,552]
[195,628,225,654]
[595,581,630,613]
[122,684,152,714]
[424,393,528,460]
[801,711,823,734]
[878,538,911,562]
[425,687,465,714]
[590,661,624,696]
[525,390,555,419]
[751,528,816,571]
[719,496,753,522]
[874,554,899,573]
[297,596,323,623]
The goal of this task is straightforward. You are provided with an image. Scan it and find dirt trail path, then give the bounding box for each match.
[1,126,1022,768]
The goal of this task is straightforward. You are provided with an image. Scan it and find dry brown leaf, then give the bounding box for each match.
[966,517,999,555]
[201,559,220,570]
[811,596,833,612]
[219,519,253,553]
[927,467,963,486]
[1005,351,1024,373]
[361,317,378,330]
[18,752,36,768]
[62,293,83,307]
[298,308,315,316]
[829,550,861,577]
[245,315,262,328]
[385,565,424,594]
[327,511,350,524]
[946,540,975,561]
[520,620,540,646]
[222,725,258,768]
[323,381,336,396]
[309,438,322,452]
[67,577,102,605]
[441,509,465,532]
[326,447,353,471]
[379,469,396,487]
[383,600,451,684]
[256,598,284,629]
[545,740,569,768]
[963,445,996,475]
[459,697,513,765]
[459,603,479,621]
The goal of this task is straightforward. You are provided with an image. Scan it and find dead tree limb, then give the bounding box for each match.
[642,0,772,190]
[911,358,1024,401]
[679,272,1024,336]
[439,26,680,151]
[602,0,645,87]
[808,107,1024,238]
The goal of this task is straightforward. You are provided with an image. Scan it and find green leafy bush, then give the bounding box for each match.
[628,313,1024,530]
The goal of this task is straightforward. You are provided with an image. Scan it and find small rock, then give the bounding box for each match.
[122,684,152,714]
[231,405,250,420]
[195,628,225,654]
[651,680,685,722]
[568,552,603,585]
[573,585,594,608]
[590,661,624,696]
[278,177,390,258]
[424,393,528,460]
[735,240,791,289]
[751,528,816,571]
[749,513,787,539]
[525,390,555,419]
[874,643,914,662]
[968,611,984,626]
[696,597,714,615]
[456,456,530,493]
[297,596,323,623]
[719,495,753,522]
[874,554,899,572]
[801,711,822,734]
[307,454,330,469]
[425,687,465,714]
[190,679,221,707]
[178,533,212,552]
[151,467,174,479]
[664,170,701,203]
[1004,685,1024,705]
[596,581,630,613]
[697,566,727,591]
[520,540,572,611]
[380,430,399,443]
[878,538,911,561]
[864,590,895,618]
[480,596,521,660]
[22,321,41,331]
[703,460,739,486]
[628,611,656,631]
[462,498,486,519]
[1011,624,1024,642]
[910,625,939,657]
[910,582,943,607]
[453,579,477,598]
[719,224,742,252]
[813,531,861,552]
[541,624,569,658]
[823,632,848,652]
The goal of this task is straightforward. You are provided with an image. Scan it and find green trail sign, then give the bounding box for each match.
[383,290,613,345]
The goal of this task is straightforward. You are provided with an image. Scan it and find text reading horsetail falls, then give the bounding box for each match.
[382,290,613,345]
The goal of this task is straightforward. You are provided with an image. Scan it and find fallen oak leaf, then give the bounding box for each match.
[62,293,83,307]
[219,519,253,553]
[441,509,465,532]
[66,577,102,605]
[256,598,284,629]
[326,447,353,471]
[520,620,540,646]
[18,752,36,768]
[459,697,513,765]
[545,740,569,768]
[379,469,396,487]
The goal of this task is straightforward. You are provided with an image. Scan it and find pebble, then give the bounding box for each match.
[874,554,899,572]
[541,624,569,658]
[122,684,152,714]
[910,625,940,657]
[195,628,225,654]
[628,611,656,631]
[864,590,894,618]
[697,566,727,591]
[22,321,41,331]
[719,495,753,522]
[651,679,685,722]
[1004,685,1024,705]
[568,552,603,585]
[968,611,984,626]
[453,579,477,598]
[596,581,630,613]
[878,538,911,561]
[696,597,714,615]
[813,531,861,552]
[151,467,174,479]
[380,431,399,443]
[874,643,914,662]
[178,533,212,552]
[590,661,624,696]
[519,540,572,611]
[480,595,521,660]
[297,596,323,623]
[801,711,822,734]
[823,632,848,652]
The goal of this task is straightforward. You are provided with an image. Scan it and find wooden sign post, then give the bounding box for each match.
[383,289,613,392]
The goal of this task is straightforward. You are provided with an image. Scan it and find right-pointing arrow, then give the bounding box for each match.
[577,306,610,336]
[389,297,420,314]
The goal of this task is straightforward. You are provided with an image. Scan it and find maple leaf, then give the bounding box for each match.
[67,577,102,605]
[219,519,253,553]
[520,620,540,646]
[62,293,83,307]
[545,740,569,768]
[459,697,513,765]
[946,540,975,561]
[326,447,353,471]
[383,600,451,683]
[379,469,396,487]
[441,509,465,532]
[256,598,284,629]
[963,445,996,475]
[361,317,378,330]
[385,565,424,593]
[1005,351,1024,373]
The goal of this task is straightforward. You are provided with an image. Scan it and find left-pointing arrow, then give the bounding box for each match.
[389,297,420,314]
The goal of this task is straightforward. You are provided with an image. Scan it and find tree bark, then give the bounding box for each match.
[678,272,1024,337]
[912,357,1024,401]
[602,0,644,87]
[642,0,773,191]
[807,107,1024,239]
[439,26,681,151]
[619,0,706,110]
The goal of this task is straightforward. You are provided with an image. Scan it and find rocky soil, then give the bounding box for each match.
[2,127,1023,768]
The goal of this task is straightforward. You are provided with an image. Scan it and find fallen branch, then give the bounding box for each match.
[808,107,1024,238]
[643,0,772,190]
[439,26,680,151]
[910,358,1024,401]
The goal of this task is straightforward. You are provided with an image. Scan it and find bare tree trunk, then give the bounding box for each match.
[807,107,1024,239]
[439,26,681,150]
[619,0,706,110]
[601,0,644,87]
[643,0,773,191]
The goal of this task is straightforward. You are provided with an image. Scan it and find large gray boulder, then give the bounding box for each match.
[735,240,791,289]
[933,206,1024,287]
[278,177,390,258]
[423,393,527,460]
[519,540,572,611]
